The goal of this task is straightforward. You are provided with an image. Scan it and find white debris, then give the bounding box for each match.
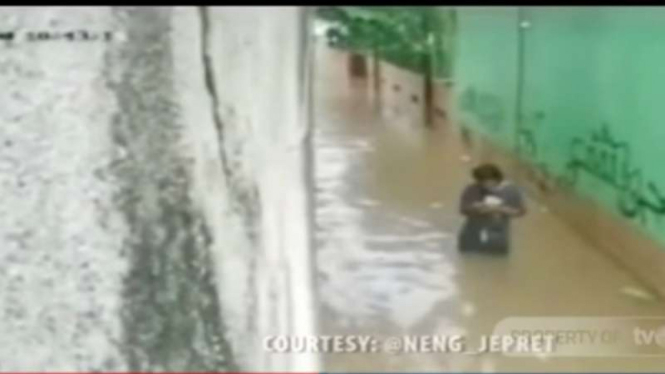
[461,302,476,317]
[620,286,658,302]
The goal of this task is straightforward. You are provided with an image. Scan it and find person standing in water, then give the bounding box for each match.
[458,163,526,255]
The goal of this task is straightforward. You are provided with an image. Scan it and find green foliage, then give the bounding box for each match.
[315,6,456,78]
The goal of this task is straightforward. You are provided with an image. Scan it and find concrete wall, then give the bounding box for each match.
[365,55,451,128]
[0,7,128,370]
[201,6,319,371]
[0,6,318,371]
[453,7,665,297]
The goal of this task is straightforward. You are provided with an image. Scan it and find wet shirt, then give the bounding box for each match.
[458,182,525,253]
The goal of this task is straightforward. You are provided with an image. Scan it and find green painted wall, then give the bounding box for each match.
[454,7,519,148]
[454,7,665,248]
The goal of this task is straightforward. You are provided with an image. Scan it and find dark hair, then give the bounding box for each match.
[472,163,504,183]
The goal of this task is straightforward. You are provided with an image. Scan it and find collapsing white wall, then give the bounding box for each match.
[183,6,319,372]
[0,6,318,372]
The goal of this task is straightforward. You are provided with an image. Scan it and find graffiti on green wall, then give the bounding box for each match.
[516,111,544,158]
[565,124,665,226]
[514,112,665,227]
[459,87,504,132]
[515,110,561,192]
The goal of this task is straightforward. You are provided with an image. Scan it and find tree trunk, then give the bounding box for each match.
[421,11,434,128]
[372,48,381,102]
[348,52,368,79]
[423,54,434,128]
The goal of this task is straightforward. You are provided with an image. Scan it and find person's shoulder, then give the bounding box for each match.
[502,181,524,195]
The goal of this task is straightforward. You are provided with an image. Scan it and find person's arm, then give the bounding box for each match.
[493,185,526,218]
[460,186,489,216]
[494,204,524,217]
[467,202,493,215]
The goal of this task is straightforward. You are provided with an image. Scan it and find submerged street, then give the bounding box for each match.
[312,42,665,372]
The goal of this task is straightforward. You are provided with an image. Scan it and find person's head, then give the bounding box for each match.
[472,163,504,191]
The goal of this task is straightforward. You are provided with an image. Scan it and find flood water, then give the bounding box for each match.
[312,41,665,372]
